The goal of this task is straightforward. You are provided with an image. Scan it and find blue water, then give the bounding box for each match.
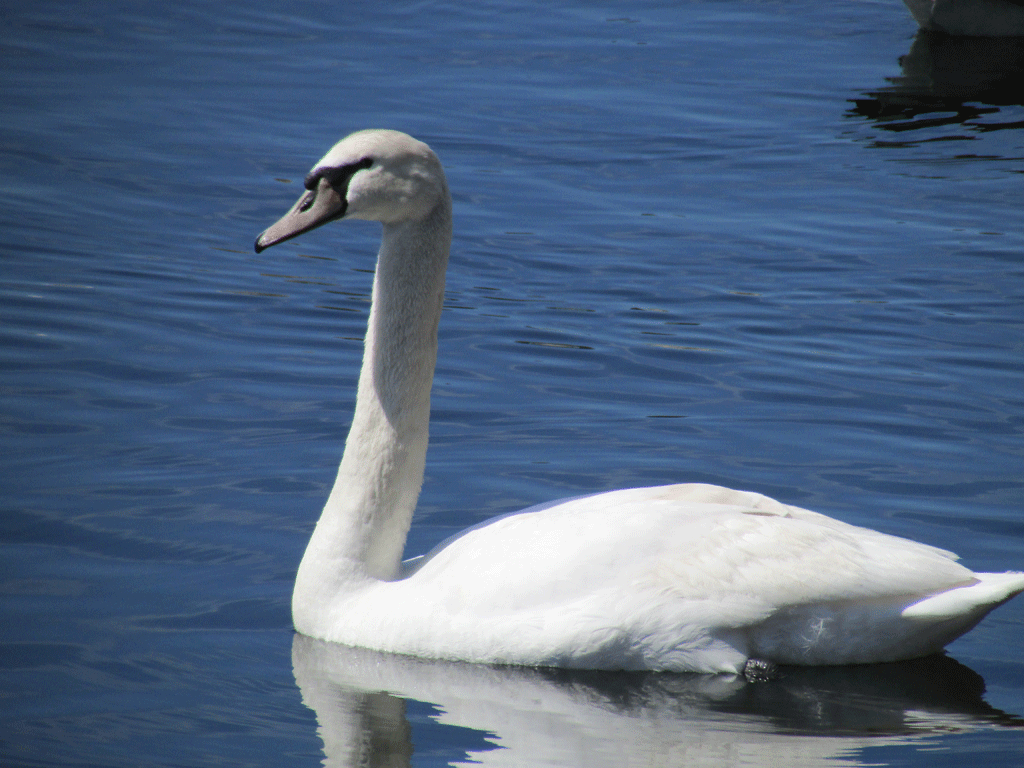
[2,1,1024,765]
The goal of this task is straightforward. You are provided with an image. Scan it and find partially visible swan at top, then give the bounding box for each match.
[255,129,1024,673]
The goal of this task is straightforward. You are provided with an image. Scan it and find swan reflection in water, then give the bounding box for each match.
[292,634,1021,768]
[850,31,1024,138]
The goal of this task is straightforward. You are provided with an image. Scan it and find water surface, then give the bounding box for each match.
[2,1,1023,765]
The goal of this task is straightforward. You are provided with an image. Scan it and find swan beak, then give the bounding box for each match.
[254,177,347,253]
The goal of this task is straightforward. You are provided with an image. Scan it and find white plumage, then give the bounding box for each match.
[255,129,1023,672]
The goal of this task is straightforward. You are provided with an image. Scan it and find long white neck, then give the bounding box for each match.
[294,198,451,611]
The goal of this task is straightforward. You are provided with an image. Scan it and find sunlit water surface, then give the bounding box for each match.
[2,1,1023,766]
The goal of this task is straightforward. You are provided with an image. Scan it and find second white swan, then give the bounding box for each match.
[255,129,1023,673]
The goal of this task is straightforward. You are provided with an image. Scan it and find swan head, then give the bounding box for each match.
[254,129,448,253]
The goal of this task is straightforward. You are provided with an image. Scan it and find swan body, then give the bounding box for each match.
[255,129,1024,673]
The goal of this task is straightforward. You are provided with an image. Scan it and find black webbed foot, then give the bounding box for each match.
[743,658,779,682]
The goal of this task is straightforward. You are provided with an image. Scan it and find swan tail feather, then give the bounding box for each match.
[901,572,1024,620]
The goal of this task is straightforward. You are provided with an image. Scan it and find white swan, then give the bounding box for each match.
[255,129,1024,673]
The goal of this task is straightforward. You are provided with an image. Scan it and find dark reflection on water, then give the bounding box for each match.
[850,33,1024,142]
[293,636,1022,768]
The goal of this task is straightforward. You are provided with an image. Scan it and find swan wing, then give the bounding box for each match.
[409,483,974,618]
